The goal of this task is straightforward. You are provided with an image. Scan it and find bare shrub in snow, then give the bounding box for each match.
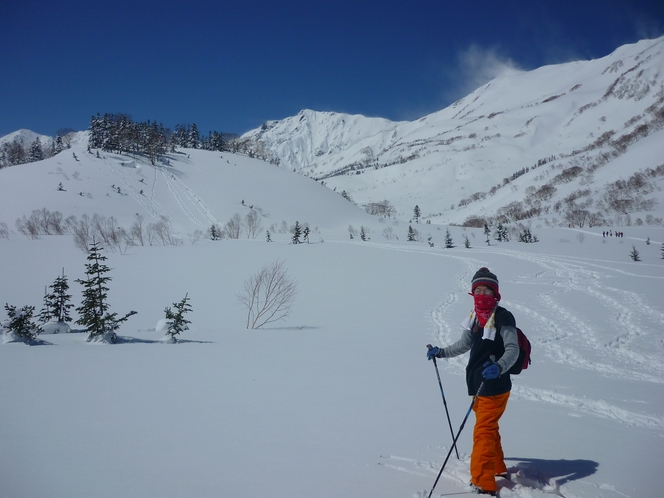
[130,215,146,246]
[244,210,263,239]
[238,260,298,330]
[224,213,243,239]
[364,200,396,218]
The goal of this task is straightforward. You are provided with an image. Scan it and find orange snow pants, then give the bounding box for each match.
[470,391,510,492]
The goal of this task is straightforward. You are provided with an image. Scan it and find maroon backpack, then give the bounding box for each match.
[507,327,532,375]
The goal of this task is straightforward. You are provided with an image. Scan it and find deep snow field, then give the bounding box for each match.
[1,144,663,498]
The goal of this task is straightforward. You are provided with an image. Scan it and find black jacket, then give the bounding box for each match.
[442,306,518,396]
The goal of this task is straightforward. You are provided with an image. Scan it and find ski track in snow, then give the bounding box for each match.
[379,453,474,493]
[90,154,222,233]
[346,240,664,444]
[495,248,664,383]
[158,167,220,226]
[512,385,664,429]
[91,154,176,226]
[380,453,590,498]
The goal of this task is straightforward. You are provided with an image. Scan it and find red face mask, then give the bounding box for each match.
[471,293,497,327]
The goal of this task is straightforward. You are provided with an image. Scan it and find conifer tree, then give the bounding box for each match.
[496,223,509,242]
[292,221,301,244]
[630,245,641,262]
[444,229,454,248]
[483,223,491,246]
[266,229,272,242]
[464,234,471,248]
[29,138,44,162]
[303,226,311,243]
[413,205,421,223]
[208,224,222,240]
[39,269,74,324]
[360,226,367,241]
[407,225,417,242]
[518,229,539,243]
[75,241,137,343]
[54,134,64,154]
[188,124,200,149]
[4,304,41,341]
[163,293,192,342]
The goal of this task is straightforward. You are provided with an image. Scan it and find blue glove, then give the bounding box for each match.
[482,361,501,379]
[427,346,444,361]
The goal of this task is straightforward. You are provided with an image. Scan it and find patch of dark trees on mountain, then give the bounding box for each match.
[461,165,663,229]
[88,114,233,165]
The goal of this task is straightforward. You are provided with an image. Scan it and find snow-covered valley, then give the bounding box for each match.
[1,134,663,497]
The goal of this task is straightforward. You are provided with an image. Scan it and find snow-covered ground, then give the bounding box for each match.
[1,142,663,498]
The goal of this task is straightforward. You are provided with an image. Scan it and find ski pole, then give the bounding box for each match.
[427,356,493,498]
[426,344,459,460]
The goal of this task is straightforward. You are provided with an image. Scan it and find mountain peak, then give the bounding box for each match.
[239,37,664,224]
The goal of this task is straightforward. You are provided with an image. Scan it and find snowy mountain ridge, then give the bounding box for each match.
[0,129,54,148]
[239,37,664,224]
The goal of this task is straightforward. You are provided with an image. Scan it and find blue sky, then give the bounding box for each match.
[1,0,663,138]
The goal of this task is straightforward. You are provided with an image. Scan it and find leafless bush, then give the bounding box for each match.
[645,214,663,225]
[564,206,590,228]
[150,216,180,246]
[91,214,122,245]
[224,213,242,239]
[145,221,158,245]
[364,200,397,218]
[0,222,9,239]
[15,213,41,239]
[237,259,298,329]
[382,226,396,240]
[602,171,658,214]
[28,208,67,235]
[244,210,263,239]
[461,216,488,228]
[130,215,145,246]
[71,214,92,252]
[190,230,203,245]
[551,166,583,185]
[534,184,557,201]
[587,212,606,227]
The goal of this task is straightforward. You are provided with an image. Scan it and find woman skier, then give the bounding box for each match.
[427,267,519,496]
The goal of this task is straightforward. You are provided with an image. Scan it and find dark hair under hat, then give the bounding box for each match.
[471,267,501,300]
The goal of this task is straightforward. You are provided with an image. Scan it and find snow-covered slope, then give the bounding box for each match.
[0,129,53,148]
[1,115,663,498]
[0,138,379,241]
[240,37,664,223]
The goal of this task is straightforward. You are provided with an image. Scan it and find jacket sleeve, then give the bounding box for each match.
[497,326,519,375]
[442,328,473,358]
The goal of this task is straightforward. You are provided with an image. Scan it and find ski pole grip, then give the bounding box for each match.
[489,354,496,364]
[426,344,433,350]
